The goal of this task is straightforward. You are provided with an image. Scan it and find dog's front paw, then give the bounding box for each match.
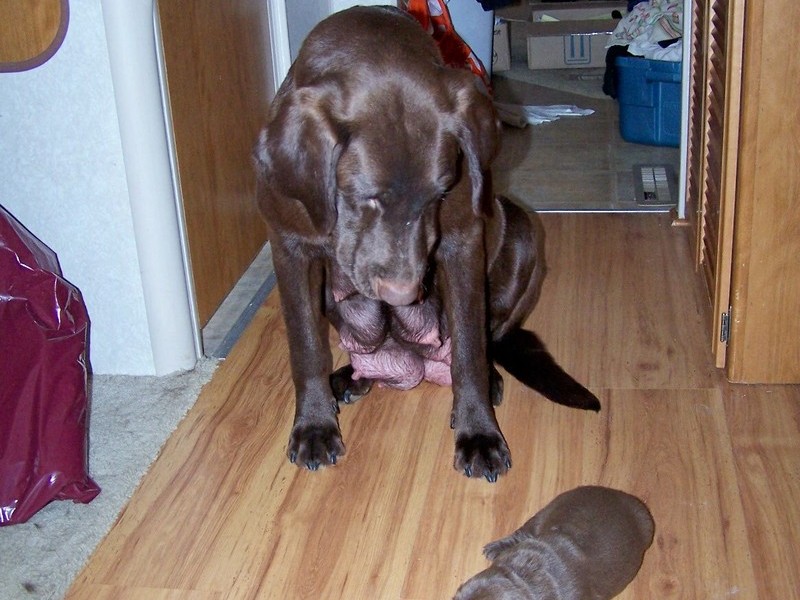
[287,421,346,471]
[454,431,511,483]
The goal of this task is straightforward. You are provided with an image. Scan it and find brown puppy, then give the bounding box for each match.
[454,486,655,599]
[256,6,599,481]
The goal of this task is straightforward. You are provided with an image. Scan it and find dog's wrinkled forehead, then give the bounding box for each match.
[336,115,459,205]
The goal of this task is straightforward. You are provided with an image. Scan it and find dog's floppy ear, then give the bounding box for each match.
[256,83,347,235]
[448,73,501,216]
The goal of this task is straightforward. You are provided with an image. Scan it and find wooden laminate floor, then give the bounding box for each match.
[67,214,800,599]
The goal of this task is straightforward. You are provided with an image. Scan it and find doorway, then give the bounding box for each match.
[492,1,686,214]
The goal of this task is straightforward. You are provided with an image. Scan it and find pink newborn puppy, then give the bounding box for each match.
[455,486,655,600]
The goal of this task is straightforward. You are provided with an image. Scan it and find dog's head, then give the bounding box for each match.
[257,66,500,306]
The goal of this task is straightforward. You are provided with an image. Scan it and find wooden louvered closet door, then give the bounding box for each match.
[684,0,707,230]
[686,0,746,367]
[685,0,800,382]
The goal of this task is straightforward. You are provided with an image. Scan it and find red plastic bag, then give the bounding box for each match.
[406,0,492,92]
[0,204,100,526]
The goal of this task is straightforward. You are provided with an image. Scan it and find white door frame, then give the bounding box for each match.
[267,0,293,90]
[103,0,199,375]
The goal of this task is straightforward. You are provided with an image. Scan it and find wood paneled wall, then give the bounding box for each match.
[157,0,273,327]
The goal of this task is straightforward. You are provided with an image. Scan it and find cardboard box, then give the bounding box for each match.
[496,1,625,70]
[531,1,625,22]
[492,20,510,72]
[526,20,616,69]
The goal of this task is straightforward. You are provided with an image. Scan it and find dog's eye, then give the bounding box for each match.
[366,198,380,210]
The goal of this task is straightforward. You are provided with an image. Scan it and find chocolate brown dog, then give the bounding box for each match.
[454,486,655,599]
[255,6,599,481]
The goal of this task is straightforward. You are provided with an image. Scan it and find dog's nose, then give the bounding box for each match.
[374,277,420,306]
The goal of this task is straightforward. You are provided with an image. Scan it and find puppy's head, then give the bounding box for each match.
[453,564,535,600]
[258,66,500,306]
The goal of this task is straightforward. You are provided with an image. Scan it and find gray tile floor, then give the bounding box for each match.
[201,242,275,359]
[492,2,681,212]
[492,65,681,212]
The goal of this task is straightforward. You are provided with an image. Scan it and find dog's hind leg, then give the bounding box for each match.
[490,366,504,407]
[330,364,373,404]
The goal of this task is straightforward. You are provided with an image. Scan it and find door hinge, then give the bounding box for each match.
[720,309,731,344]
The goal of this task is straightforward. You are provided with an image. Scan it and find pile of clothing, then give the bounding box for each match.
[603,0,683,97]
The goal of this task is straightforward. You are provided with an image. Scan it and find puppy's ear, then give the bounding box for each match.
[448,73,501,216]
[257,83,347,235]
[482,530,526,560]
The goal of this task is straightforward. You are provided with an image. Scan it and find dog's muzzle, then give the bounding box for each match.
[373,277,421,306]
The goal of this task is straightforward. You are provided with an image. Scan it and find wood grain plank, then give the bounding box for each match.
[593,390,756,599]
[530,214,722,390]
[724,386,800,598]
[67,585,223,600]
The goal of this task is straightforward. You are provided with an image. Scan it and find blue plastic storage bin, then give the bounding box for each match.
[616,56,682,147]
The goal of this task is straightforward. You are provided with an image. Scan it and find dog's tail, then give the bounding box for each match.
[492,328,601,411]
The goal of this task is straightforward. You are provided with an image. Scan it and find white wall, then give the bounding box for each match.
[329,0,391,12]
[447,0,495,76]
[285,0,329,60]
[0,1,196,375]
[0,1,153,374]
[286,0,397,60]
